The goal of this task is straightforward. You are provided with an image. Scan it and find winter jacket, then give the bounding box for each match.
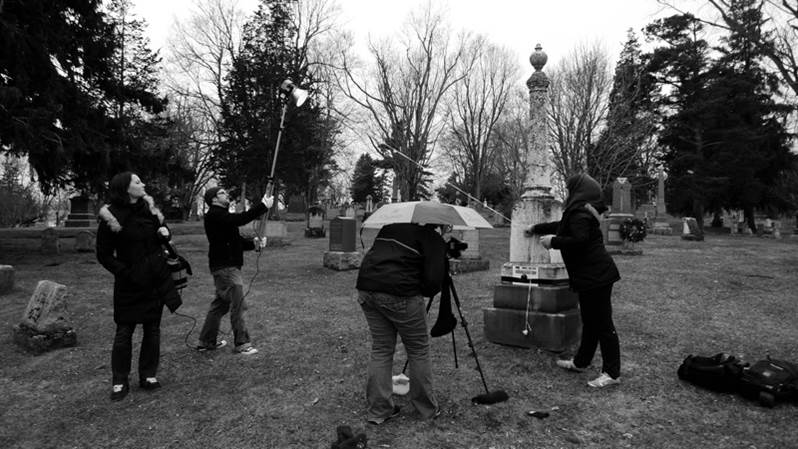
[356,223,447,298]
[97,196,181,323]
[204,202,267,271]
[533,203,620,293]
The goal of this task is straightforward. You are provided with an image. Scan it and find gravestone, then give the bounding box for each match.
[448,227,489,273]
[40,227,61,254]
[12,280,77,353]
[305,205,326,238]
[0,265,14,294]
[681,217,704,241]
[605,178,635,245]
[64,196,95,228]
[324,217,360,270]
[74,230,96,252]
[487,44,580,352]
[652,169,673,235]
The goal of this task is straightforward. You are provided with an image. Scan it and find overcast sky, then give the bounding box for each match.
[132,0,679,74]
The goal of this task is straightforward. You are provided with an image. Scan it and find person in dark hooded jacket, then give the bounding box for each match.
[526,173,622,388]
[97,172,182,401]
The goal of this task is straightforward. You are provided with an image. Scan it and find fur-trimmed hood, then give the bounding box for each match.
[99,195,164,232]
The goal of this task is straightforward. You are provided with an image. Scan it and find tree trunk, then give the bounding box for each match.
[744,207,757,233]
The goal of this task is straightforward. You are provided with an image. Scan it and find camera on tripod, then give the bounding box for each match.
[446,237,468,259]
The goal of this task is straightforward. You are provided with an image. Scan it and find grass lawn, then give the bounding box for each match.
[1,223,797,449]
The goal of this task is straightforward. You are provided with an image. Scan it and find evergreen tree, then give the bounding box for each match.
[0,0,117,193]
[350,153,383,204]
[217,0,337,203]
[702,0,795,231]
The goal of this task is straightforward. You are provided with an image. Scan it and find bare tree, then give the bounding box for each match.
[546,42,612,182]
[163,0,249,215]
[441,35,519,200]
[492,87,533,201]
[333,3,467,200]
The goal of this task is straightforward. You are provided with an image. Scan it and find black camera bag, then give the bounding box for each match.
[677,353,746,393]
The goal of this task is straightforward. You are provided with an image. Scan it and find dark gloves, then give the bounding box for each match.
[330,425,367,449]
[524,225,538,237]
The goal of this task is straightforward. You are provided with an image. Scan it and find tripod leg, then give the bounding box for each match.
[449,276,490,395]
[451,331,458,368]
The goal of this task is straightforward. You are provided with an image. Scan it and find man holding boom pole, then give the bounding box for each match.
[196,185,274,355]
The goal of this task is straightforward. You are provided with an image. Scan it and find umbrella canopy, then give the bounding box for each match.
[362,201,493,229]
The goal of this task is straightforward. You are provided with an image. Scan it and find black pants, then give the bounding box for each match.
[573,284,621,379]
[111,320,161,384]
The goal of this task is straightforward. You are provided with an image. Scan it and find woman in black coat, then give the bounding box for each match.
[96,172,182,401]
[527,173,622,388]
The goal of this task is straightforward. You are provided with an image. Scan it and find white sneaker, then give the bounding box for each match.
[556,359,585,373]
[587,372,620,388]
[235,346,259,355]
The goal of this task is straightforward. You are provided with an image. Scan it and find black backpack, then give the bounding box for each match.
[677,353,747,393]
[737,358,798,407]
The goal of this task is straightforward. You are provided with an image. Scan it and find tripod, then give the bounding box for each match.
[401,271,508,404]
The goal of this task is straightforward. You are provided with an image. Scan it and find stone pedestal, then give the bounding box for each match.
[483,308,581,352]
[13,323,77,354]
[0,265,14,294]
[64,196,95,228]
[449,258,490,274]
[323,251,361,271]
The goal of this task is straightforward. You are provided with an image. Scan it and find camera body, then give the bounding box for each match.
[446,236,468,259]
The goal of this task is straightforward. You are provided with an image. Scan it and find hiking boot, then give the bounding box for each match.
[587,372,620,388]
[196,340,227,352]
[367,406,401,425]
[110,383,129,401]
[234,345,258,355]
[139,377,162,390]
[556,359,585,373]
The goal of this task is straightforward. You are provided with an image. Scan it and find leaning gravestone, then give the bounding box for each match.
[13,280,77,353]
[0,265,14,294]
[41,227,61,254]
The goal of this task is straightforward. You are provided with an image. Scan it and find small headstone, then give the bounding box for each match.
[13,280,77,353]
[74,230,96,252]
[40,227,61,254]
[681,217,704,241]
[329,217,357,252]
[0,265,14,294]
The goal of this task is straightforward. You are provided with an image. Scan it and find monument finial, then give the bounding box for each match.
[529,44,548,72]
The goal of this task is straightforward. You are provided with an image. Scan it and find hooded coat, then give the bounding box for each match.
[532,173,620,292]
[97,195,181,323]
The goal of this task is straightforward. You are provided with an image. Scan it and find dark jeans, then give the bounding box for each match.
[573,284,621,379]
[112,319,161,385]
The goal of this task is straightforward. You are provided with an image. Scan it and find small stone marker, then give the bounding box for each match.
[40,227,61,254]
[681,217,704,241]
[324,217,360,270]
[13,280,77,353]
[0,265,14,294]
[74,230,96,252]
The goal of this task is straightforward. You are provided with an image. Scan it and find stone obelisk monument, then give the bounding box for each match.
[483,45,580,352]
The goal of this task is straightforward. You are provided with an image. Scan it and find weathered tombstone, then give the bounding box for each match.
[40,227,61,254]
[681,217,704,241]
[605,178,635,246]
[0,265,14,294]
[487,44,580,352]
[324,217,361,270]
[305,205,326,238]
[12,280,77,353]
[74,230,96,252]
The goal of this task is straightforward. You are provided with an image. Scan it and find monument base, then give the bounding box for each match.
[500,262,569,285]
[483,307,580,352]
[13,323,77,354]
[492,283,577,313]
[607,241,643,256]
[323,251,361,271]
[681,234,704,241]
[304,228,326,238]
[449,258,490,274]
